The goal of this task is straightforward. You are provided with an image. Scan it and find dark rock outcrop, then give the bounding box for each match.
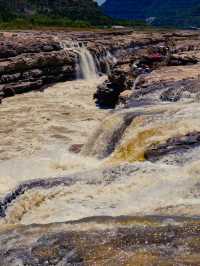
[94,43,170,107]
[145,131,200,162]
[94,65,132,107]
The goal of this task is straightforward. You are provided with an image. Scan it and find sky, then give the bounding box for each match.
[96,0,106,5]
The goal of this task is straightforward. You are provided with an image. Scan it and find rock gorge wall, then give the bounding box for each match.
[0,30,134,102]
[2,29,198,103]
[0,29,167,102]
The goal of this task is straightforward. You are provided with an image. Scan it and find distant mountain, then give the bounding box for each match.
[102,0,200,27]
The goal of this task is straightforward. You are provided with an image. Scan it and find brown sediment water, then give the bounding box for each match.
[2,97,200,225]
[1,30,200,265]
[0,77,107,196]
[1,35,200,229]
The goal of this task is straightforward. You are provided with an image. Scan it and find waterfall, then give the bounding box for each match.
[77,45,98,80]
[60,40,98,80]
[106,51,117,64]
[59,39,118,79]
[98,50,117,75]
[105,51,117,75]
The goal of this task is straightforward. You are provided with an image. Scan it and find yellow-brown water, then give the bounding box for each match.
[1,78,200,226]
[0,77,107,196]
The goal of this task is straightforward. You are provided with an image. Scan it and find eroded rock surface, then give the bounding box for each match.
[1,216,200,266]
[94,31,200,107]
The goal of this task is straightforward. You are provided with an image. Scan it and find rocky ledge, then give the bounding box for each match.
[1,216,200,265]
[0,29,140,102]
[0,32,78,101]
[0,29,193,103]
[94,31,200,108]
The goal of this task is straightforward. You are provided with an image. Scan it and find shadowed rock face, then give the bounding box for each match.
[1,216,200,265]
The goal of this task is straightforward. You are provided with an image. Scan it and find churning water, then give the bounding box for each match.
[60,40,98,80]
[2,37,200,227]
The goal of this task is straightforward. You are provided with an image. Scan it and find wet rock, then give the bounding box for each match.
[3,80,43,97]
[94,30,200,109]
[168,54,199,66]
[94,63,133,108]
[119,90,132,105]
[94,80,123,108]
[69,144,84,154]
[82,110,137,158]
[160,86,183,102]
[127,75,200,107]
[0,50,76,99]
[94,46,170,108]
[1,216,200,265]
[159,78,200,102]
[144,131,200,162]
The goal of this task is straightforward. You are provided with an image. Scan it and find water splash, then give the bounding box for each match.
[98,50,117,75]
[60,40,98,80]
[77,45,98,80]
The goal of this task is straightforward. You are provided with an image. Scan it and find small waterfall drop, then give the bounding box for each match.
[106,51,117,64]
[98,50,117,75]
[77,45,98,80]
[60,40,98,80]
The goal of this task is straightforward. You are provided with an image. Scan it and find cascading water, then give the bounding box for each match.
[60,39,118,79]
[77,44,98,80]
[106,51,117,64]
[98,50,117,75]
[60,40,98,80]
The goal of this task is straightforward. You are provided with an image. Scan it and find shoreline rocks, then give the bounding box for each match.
[94,31,200,108]
[1,29,198,103]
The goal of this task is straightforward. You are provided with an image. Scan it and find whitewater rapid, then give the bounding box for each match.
[0,77,107,197]
[1,66,200,226]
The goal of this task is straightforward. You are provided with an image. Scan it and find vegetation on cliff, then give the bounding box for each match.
[0,0,146,28]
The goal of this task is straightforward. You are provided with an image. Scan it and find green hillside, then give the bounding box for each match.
[0,0,112,27]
